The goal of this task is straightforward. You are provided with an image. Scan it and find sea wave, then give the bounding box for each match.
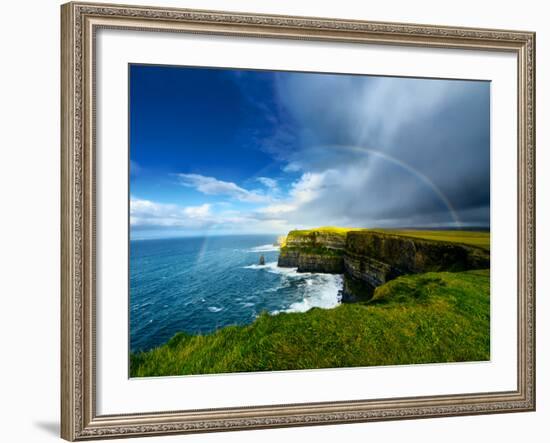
[271,274,343,315]
[263,280,290,293]
[243,261,310,278]
[242,261,277,270]
[247,244,280,253]
[243,261,343,315]
[207,306,223,313]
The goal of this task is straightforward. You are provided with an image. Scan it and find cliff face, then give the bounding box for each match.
[345,231,489,275]
[283,230,347,250]
[278,249,344,273]
[277,229,490,302]
[277,229,347,272]
[342,231,490,301]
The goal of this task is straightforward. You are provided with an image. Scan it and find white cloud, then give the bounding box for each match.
[257,203,296,216]
[289,172,325,205]
[177,173,268,203]
[282,162,302,172]
[130,198,274,232]
[257,171,327,217]
[183,203,211,218]
[257,177,278,191]
[130,198,213,228]
[130,198,177,219]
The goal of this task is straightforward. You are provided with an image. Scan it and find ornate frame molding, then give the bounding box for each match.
[61,2,535,440]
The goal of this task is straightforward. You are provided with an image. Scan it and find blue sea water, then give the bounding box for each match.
[130,235,343,352]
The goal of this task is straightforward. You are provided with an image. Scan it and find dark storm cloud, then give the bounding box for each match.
[260,73,490,228]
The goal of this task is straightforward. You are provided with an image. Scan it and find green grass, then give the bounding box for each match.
[130,269,490,377]
[370,229,490,251]
[290,226,366,235]
[285,227,490,251]
[283,226,363,246]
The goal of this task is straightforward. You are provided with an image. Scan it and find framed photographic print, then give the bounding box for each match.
[61,1,536,440]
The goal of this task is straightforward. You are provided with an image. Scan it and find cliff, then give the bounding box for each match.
[277,228,490,302]
[277,228,351,273]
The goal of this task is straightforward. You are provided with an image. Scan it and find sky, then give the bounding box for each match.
[129,64,490,239]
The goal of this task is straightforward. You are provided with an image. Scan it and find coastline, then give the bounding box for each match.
[130,228,491,376]
[130,268,490,377]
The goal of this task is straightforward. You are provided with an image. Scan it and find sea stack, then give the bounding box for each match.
[259,255,265,265]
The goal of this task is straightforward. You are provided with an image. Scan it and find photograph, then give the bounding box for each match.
[128,64,491,377]
[55,2,537,440]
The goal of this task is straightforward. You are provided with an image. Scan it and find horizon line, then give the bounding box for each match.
[129,225,491,241]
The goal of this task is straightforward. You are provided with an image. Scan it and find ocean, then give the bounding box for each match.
[130,235,343,352]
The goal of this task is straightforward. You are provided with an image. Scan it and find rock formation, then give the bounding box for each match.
[277,229,490,302]
[277,229,346,272]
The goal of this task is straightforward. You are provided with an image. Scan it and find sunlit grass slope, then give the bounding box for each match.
[372,229,490,251]
[291,226,365,235]
[130,269,490,377]
[285,227,490,251]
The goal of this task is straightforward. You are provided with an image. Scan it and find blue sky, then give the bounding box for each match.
[129,64,490,239]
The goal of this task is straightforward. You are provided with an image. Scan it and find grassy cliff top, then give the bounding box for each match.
[369,229,490,251]
[284,227,365,243]
[284,227,490,251]
[289,226,366,235]
[130,269,490,377]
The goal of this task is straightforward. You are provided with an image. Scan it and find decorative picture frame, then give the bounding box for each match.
[61,1,535,440]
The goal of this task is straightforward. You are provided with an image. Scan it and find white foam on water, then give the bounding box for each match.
[263,287,280,293]
[243,261,343,315]
[243,261,313,278]
[282,274,343,314]
[207,306,223,313]
[247,244,280,252]
[243,261,280,271]
[243,263,267,270]
[263,280,290,294]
